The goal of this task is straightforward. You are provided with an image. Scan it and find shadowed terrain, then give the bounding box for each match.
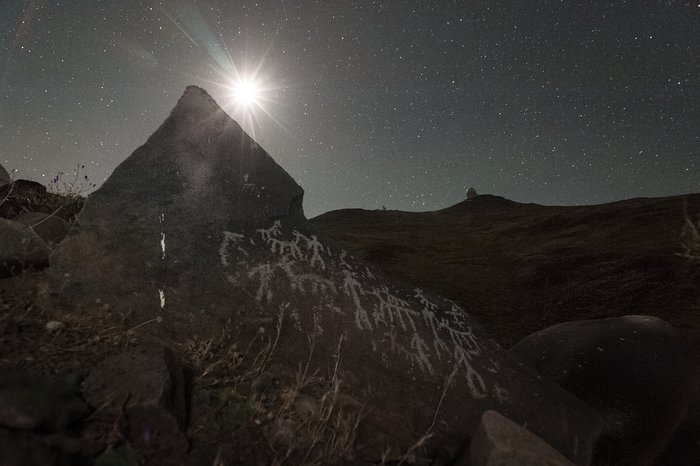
[312,193,700,357]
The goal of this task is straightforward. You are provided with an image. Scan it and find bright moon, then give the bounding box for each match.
[232,78,261,107]
[216,65,282,137]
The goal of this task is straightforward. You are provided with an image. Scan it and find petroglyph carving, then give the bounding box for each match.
[370,285,418,332]
[305,234,326,269]
[219,231,246,267]
[248,262,275,302]
[455,346,487,399]
[218,220,491,399]
[242,182,263,198]
[411,333,435,375]
[256,220,282,241]
[415,289,481,356]
[290,308,303,332]
[494,384,509,403]
[275,256,336,295]
[269,236,304,259]
[342,269,373,331]
[339,249,352,269]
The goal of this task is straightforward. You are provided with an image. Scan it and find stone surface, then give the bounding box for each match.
[510,315,700,466]
[81,345,188,455]
[0,163,10,187]
[464,410,575,466]
[0,428,63,466]
[0,372,88,432]
[0,179,49,219]
[13,211,71,245]
[50,86,602,464]
[0,217,50,277]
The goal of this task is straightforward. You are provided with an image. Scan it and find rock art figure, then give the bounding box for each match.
[49,86,601,463]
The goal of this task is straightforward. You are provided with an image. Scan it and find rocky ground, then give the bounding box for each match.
[0,269,370,466]
[1,183,698,465]
[0,180,341,466]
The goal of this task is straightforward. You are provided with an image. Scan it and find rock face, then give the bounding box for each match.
[0,163,10,187]
[510,315,700,466]
[50,86,602,463]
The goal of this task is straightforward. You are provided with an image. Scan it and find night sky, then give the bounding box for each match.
[2,1,698,217]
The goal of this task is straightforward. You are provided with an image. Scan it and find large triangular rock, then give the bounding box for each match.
[0,163,10,187]
[49,86,601,463]
[51,86,305,330]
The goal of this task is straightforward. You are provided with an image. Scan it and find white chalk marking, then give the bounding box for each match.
[159,213,166,259]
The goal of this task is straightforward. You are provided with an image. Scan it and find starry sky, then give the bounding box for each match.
[1,0,698,217]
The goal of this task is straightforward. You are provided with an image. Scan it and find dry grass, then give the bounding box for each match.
[47,164,97,199]
[261,334,365,466]
[374,356,463,466]
[181,307,366,465]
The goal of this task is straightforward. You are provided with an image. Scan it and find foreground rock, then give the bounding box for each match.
[0,179,50,219]
[464,410,575,466]
[0,372,88,431]
[0,178,85,222]
[13,212,71,245]
[0,429,71,466]
[510,315,700,466]
[0,217,50,276]
[49,86,602,463]
[82,345,188,456]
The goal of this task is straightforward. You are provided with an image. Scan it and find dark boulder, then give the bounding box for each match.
[0,179,49,219]
[13,212,71,245]
[510,315,700,466]
[463,410,576,466]
[0,179,84,222]
[0,372,88,432]
[0,429,70,466]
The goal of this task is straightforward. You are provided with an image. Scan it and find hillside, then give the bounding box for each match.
[312,193,700,357]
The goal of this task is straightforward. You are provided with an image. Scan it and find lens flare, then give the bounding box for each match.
[232,78,261,107]
[160,4,286,136]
